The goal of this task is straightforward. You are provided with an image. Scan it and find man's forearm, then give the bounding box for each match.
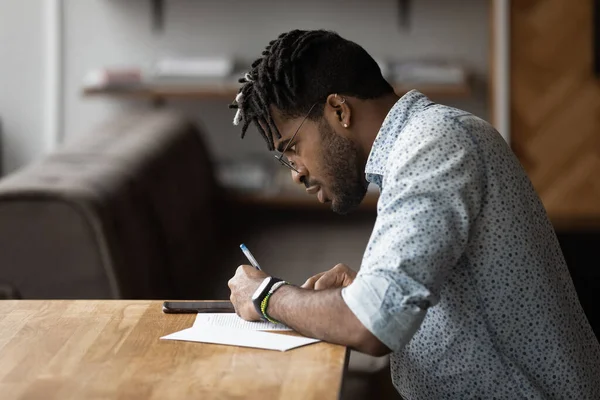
[268,285,390,356]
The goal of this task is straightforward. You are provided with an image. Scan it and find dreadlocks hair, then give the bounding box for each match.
[228,29,394,151]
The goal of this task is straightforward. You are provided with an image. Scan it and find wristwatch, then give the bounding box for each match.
[252,277,282,321]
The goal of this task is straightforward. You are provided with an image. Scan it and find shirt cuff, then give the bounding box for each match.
[342,274,428,353]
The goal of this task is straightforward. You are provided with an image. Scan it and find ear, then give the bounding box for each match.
[325,94,352,131]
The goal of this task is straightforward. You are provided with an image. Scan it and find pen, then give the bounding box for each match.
[240,244,262,271]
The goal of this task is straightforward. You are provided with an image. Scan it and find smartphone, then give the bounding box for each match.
[162,301,235,314]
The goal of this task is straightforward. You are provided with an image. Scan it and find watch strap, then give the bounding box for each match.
[252,277,282,321]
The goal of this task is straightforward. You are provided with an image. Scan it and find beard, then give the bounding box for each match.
[316,119,368,215]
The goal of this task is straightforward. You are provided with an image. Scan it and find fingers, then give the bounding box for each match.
[228,265,253,294]
[333,263,349,272]
[314,272,340,290]
[234,264,263,279]
[302,264,355,290]
[301,271,326,289]
[312,264,358,290]
[236,264,252,275]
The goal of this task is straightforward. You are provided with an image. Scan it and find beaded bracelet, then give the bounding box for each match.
[260,281,289,324]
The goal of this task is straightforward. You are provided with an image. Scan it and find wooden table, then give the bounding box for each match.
[0,300,348,400]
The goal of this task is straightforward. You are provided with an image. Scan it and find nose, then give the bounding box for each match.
[292,165,307,186]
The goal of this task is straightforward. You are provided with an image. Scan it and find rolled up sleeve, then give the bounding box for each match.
[342,273,428,352]
[342,119,484,352]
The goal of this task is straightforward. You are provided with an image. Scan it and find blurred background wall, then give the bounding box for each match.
[0,0,49,174]
[1,0,492,174]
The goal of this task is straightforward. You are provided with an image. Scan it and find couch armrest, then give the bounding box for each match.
[0,111,221,299]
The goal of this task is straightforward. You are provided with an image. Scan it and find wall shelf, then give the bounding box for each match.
[229,191,379,212]
[82,82,472,102]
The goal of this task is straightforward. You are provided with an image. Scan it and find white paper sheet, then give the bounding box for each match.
[160,325,320,351]
[193,313,292,331]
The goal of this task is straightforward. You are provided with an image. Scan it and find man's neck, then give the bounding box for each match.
[357,93,400,163]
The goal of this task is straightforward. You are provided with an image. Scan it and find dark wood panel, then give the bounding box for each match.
[594,0,600,76]
[510,0,600,228]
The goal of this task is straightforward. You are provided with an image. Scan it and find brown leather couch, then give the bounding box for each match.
[0,111,223,299]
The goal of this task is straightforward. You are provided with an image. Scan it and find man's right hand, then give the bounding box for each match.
[301,263,357,290]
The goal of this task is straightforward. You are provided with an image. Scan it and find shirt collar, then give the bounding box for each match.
[365,90,433,179]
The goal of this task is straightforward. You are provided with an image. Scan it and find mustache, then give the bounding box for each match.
[302,177,319,189]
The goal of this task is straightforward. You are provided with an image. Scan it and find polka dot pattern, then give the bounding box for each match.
[341,90,600,399]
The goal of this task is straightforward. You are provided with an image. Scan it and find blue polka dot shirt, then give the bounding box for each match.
[341,90,600,399]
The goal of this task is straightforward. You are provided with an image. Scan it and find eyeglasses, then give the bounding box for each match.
[274,103,318,173]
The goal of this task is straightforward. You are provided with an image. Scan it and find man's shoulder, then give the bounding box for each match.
[393,104,483,154]
[405,104,484,135]
[374,105,492,189]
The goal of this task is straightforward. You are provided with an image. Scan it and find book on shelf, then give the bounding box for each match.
[216,159,274,194]
[83,57,237,90]
[83,58,469,94]
[83,68,143,90]
[377,59,468,86]
[151,57,235,80]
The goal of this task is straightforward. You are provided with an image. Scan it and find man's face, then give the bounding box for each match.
[274,113,368,215]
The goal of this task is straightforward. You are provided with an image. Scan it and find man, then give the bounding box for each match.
[227,30,600,399]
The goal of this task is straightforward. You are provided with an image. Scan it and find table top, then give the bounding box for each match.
[0,300,348,400]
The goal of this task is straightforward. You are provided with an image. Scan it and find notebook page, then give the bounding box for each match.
[193,313,292,331]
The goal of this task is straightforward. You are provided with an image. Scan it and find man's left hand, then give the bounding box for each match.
[228,265,269,321]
